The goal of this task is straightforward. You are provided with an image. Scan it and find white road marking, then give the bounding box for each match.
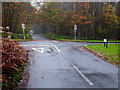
[52,40,59,42]
[73,65,94,86]
[38,48,44,53]
[38,45,53,47]
[32,48,44,53]
[53,45,61,52]
[20,45,53,47]
[20,45,29,46]
[20,44,61,53]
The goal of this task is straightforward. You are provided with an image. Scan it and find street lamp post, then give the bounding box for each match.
[74,29,77,40]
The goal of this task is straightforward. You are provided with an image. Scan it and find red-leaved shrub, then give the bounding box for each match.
[0,39,28,89]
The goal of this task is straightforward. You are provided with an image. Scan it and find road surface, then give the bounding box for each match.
[20,34,118,88]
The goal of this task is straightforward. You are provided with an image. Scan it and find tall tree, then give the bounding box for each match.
[102,4,119,39]
[76,2,92,38]
[2,2,35,33]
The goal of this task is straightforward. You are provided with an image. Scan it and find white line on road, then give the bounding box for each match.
[38,45,53,47]
[37,48,44,53]
[20,44,61,53]
[73,65,94,86]
[53,45,61,52]
[52,40,59,42]
[32,48,44,53]
[20,45,53,47]
[20,45,35,46]
[19,45,29,46]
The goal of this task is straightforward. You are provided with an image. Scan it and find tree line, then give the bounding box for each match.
[32,2,120,40]
[2,2,120,40]
[2,2,35,34]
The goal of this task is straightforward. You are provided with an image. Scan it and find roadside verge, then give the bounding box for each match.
[82,46,119,68]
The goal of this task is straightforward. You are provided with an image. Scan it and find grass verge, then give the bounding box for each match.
[56,39,120,43]
[12,39,32,41]
[40,33,120,43]
[86,44,119,66]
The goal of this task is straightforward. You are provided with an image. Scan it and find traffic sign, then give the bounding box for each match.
[22,27,25,29]
[22,23,25,27]
[74,24,77,40]
[22,23,26,39]
[74,27,77,30]
[104,39,107,42]
[74,24,77,28]
[74,29,77,31]
[30,30,33,34]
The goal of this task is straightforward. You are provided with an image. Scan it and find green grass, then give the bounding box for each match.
[40,33,120,42]
[56,39,120,42]
[86,44,119,66]
[2,65,25,88]
[12,39,32,41]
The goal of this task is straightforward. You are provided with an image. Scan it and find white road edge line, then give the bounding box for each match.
[73,65,94,86]
[53,45,61,52]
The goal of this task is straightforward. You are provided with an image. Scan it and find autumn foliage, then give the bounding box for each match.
[70,2,92,27]
[0,39,28,88]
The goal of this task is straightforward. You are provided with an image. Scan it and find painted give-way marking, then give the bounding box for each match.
[20,44,61,53]
[32,48,44,53]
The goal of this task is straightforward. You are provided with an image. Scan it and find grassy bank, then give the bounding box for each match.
[12,39,32,41]
[86,44,119,66]
[56,39,120,43]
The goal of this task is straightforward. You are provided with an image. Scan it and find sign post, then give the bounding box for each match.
[30,30,33,35]
[74,24,77,40]
[104,38,108,48]
[22,24,25,39]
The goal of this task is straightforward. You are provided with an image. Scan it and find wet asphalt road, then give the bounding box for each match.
[20,34,118,88]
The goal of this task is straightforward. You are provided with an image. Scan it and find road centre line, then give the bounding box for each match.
[60,52,94,86]
[21,44,93,85]
[73,65,94,86]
